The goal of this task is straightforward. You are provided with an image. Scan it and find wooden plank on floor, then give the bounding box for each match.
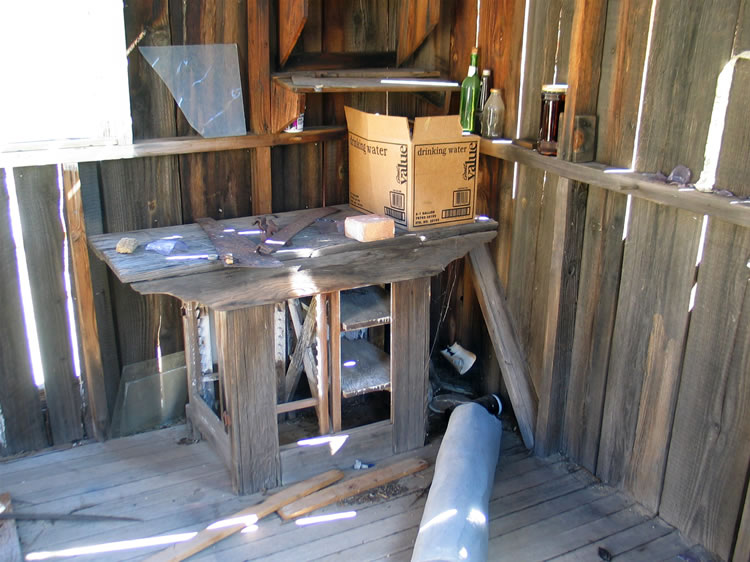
[0,168,47,457]
[468,244,537,449]
[550,517,674,561]
[489,492,633,559]
[278,458,429,520]
[616,531,696,561]
[391,278,430,453]
[0,493,22,562]
[14,166,83,446]
[144,470,344,562]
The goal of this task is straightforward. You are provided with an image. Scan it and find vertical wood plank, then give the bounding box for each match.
[635,0,741,176]
[314,293,329,435]
[597,200,701,507]
[659,221,750,560]
[329,291,342,433]
[62,164,108,441]
[562,187,626,471]
[391,277,430,453]
[99,158,183,366]
[735,482,750,562]
[247,0,273,213]
[215,305,280,494]
[0,169,47,456]
[77,163,122,415]
[534,178,588,456]
[14,166,83,445]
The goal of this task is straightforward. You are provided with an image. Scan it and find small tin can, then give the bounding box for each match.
[284,112,304,133]
[538,84,567,156]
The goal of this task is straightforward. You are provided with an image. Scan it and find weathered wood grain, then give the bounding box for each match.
[635,0,742,176]
[597,200,701,507]
[14,166,83,446]
[735,481,750,562]
[469,244,537,449]
[215,305,280,494]
[715,58,750,197]
[314,293,330,436]
[534,178,588,456]
[397,0,440,66]
[391,277,430,453]
[99,158,183,366]
[659,220,750,560]
[62,165,108,441]
[0,494,22,562]
[480,141,750,228]
[279,0,308,67]
[0,172,47,456]
[562,186,626,472]
[284,296,317,401]
[329,290,342,432]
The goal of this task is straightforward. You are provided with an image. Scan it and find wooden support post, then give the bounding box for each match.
[468,245,538,450]
[62,164,109,441]
[0,494,22,562]
[215,305,280,494]
[248,0,273,214]
[314,294,330,435]
[391,277,430,453]
[329,291,342,432]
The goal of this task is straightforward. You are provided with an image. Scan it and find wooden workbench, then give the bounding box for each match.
[89,205,497,494]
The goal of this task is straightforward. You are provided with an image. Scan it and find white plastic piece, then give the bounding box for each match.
[440,342,477,375]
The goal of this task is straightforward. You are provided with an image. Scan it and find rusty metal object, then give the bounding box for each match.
[196,217,282,268]
[258,207,338,255]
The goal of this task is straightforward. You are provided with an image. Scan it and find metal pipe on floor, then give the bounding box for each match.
[412,398,503,562]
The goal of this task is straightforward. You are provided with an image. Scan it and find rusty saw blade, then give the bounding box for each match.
[196,217,282,268]
[258,207,338,255]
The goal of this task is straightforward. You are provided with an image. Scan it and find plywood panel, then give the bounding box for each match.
[14,166,83,446]
[0,169,47,456]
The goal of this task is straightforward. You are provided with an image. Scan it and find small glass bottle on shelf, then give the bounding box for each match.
[459,48,480,134]
[481,88,505,139]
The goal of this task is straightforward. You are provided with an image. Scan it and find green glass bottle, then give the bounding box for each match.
[459,47,480,134]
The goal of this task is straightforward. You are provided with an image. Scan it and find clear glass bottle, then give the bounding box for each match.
[459,48,480,134]
[481,88,505,138]
[475,69,492,132]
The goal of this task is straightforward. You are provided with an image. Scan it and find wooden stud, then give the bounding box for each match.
[284,296,318,401]
[62,164,109,441]
[391,278,430,453]
[314,293,330,435]
[329,291,342,433]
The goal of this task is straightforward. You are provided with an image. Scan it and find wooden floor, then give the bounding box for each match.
[0,424,712,561]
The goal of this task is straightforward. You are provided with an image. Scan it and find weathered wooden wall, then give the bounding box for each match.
[1,1,749,559]
[452,1,750,560]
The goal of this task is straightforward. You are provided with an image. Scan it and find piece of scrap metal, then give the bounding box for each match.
[258,207,338,255]
[196,217,282,268]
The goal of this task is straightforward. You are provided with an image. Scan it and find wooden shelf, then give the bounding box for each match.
[340,286,391,331]
[0,126,346,168]
[480,139,750,228]
[340,338,390,398]
[273,69,459,94]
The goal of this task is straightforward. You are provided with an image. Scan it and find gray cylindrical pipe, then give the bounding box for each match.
[411,401,502,562]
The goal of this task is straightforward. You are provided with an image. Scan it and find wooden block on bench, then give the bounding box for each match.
[345,215,395,242]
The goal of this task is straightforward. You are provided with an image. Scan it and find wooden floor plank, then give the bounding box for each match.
[617,531,696,561]
[1,425,706,561]
[550,517,674,561]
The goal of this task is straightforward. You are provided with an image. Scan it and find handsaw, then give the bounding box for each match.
[257,207,338,255]
[196,217,282,268]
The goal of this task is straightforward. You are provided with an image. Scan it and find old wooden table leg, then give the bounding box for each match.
[215,305,281,494]
[391,277,431,453]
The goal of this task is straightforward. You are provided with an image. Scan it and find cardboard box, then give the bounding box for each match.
[345,106,479,231]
